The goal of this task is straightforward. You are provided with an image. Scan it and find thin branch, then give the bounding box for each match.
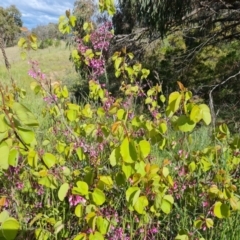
[209,70,240,128]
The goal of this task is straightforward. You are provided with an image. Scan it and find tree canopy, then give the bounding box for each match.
[110,0,240,123]
[0,5,22,46]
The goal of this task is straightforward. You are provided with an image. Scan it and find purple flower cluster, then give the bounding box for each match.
[90,21,113,51]
[28,60,45,80]
[77,39,88,53]
[89,58,105,77]
[102,93,115,112]
[74,138,107,161]
[76,21,113,80]
[43,95,57,104]
[68,195,86,207]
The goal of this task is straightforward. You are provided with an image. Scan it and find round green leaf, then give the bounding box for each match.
[134,196,149,214]
[161,196,173,214]
[176,115,196,132]
[72,181,89,196]
[42,153,56,169]
[89,231,104,240]
[16,127,36,145]
[73,233,87,240]
[0,142,9,170]
[199,104,211,125]
[0,211,9,223]
[190,105,202,123]
[75,204,83,218]
[92,188,106,206]
[96,216,110,234]
[12,102,39,127]
[213,201,230,219]
[139,140,151,158]
[2,218,20,240]
[58,183,69,201]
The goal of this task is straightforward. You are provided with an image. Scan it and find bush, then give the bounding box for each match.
[0,8,240,240]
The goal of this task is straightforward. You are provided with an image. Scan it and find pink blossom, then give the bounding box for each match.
[68,195,86,206]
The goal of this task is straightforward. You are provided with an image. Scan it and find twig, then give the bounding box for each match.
[209,71,240,128]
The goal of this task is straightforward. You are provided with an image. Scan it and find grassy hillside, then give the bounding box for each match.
[0,43,79,141]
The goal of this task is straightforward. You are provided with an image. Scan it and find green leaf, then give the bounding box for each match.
[30,33,37,43]
[83,22,89,31]
[139,140,151,158]
[62,86,69,98]
[213,201,230,218]
[135,161,146,177]
[176,115,196,132]
[190,105,202,123]
[38,175,58,189]
[86,212,97,230]
[8,149,18,167]
[161,195,174,214]
[160,94,166,103]
[89,231,104,240]
[18,37,26,47]
[194,219,203,229]
[28,150,38,168]
[115,69,121,78]
[141,68,150,79]
[42,153,56,168]
[134,196,148,214]
[99,176,113,188]
[75,204,83,218]
[58,183,69,201]
[69,15,77,27]
[205,218,214,228]
[96,216,110,234]
[0,210,9,223]
[122,163,134,179]
[199,104,211,125]
[76,147,86,161]
[109,147,120,166]
[115,172,126,186]
[126,187,141,206]
[66,109,77,122]
[12,102,39,127]
[0,114,8,132]
[188,161,196,172]
[166,92,182,117]
[92,188,106,206]
[20,51,27,60]
[127,53,134,59]
[35,228,51,240]
[72,181,89,196]
[0,142,9,170]
[120,137,137,163]
[114,57,123,70]
[73,233,87,240]
[117,109,125,120]
[31,42,38,50]
[54,221,64,235]
[2,218,20,240]
[16,127,36,145]
[175,232,189,240]
[162,167,169,177]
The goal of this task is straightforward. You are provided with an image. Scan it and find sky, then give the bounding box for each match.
[1,0,76,30]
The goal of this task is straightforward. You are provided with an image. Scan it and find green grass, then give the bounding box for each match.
[0,42,79,99]
[0,43,79,141]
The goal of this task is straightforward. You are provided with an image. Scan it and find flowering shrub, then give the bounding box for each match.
[72,21,113,81]
[0,2,240,240]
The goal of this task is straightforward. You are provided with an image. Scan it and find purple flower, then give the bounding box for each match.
[68,195,86,206]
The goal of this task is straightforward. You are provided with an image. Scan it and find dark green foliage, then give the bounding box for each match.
[0,5,22,47]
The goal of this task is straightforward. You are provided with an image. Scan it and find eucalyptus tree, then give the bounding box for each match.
[0,5,22,46]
